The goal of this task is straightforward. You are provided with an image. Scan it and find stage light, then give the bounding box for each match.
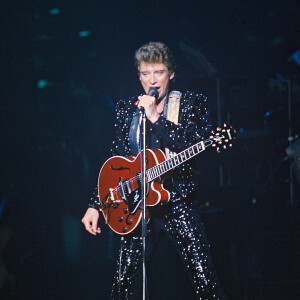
[271,37,284,47]
[49,8,60,16]
[289,50,300,66]
[78,31,91,38]
[37,79,52,89]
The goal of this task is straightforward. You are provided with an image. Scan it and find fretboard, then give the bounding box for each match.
[146,138,213,182]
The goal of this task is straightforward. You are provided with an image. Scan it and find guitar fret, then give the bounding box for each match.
[158,165,162,176]
[159,165,163,174]
[164,161,168,172]
[148,169,152,181]
[171,158,175,168]
[181,152,185,162]
[172,156,176,166]
[185,150,189,159]
[156,166,160,176]
[151,168,154,178]
[178,155,181,164]
[193,145,198,154]
[155,166,159,177]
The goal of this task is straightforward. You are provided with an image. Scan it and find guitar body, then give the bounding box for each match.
[98,149,170,235]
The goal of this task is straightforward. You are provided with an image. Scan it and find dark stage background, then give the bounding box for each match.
[0,0,299,299]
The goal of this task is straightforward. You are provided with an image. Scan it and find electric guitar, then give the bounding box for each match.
[98,124,236,235]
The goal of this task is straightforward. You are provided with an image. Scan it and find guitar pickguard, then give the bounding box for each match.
[126,183,149,214]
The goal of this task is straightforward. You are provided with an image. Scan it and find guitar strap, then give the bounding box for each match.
[129,91,182,157]
[164,90,181,159]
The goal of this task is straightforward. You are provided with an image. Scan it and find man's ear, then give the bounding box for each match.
[170,72,175,80]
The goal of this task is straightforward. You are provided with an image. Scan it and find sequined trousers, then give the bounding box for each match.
[111,198,226,300]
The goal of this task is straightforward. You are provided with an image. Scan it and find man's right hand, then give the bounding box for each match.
[81,208,101,235]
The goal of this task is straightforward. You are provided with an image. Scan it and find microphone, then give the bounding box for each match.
[148,87,158,99]
[135,87,159,106]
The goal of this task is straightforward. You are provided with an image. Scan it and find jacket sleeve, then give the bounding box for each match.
[88,187,100,210]
[110,98,134,157]
[151,92,210,153]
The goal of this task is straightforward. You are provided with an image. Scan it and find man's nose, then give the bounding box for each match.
[150,73,157,84]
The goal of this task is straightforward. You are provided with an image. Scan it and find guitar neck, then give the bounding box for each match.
[146,138,213,183]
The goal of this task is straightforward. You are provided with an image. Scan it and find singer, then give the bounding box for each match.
[81,42,227,299]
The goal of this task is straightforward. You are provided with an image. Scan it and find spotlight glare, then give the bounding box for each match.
[78,31,91,38]
[49,8,60,15]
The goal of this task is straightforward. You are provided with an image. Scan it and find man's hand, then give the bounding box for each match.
[137,95,160,123]
[81,208,101,235]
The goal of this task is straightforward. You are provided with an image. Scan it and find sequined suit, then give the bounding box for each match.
[90,91,226,300]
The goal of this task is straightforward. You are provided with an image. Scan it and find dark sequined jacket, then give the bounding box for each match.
[89,91,210,210]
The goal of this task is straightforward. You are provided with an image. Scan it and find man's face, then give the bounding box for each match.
[139,61,174,102]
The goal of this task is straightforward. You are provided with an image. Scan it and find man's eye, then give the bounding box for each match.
[155,71,165,75]
[141,73,150,76]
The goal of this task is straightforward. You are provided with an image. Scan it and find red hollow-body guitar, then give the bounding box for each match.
[98,125,235,235]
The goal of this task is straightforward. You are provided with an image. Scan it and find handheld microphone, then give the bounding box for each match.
[148,87,158,99]
[135,87,159,106]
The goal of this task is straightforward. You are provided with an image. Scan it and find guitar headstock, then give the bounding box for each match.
[210,124,236,153]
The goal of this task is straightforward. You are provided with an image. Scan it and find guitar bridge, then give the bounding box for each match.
[117,177,128,204]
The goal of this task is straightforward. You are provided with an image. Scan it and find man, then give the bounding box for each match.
[82,42,227,299]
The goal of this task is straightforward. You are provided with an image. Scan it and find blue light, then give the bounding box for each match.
[37,79,51,89]
[49,8,60,15]
[0,198,7,220]
[78,31,91,38]
[289,50,300,66]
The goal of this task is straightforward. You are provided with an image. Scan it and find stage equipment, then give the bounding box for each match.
[286,139,300,188]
